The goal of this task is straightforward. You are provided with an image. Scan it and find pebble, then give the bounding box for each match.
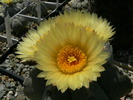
[15,94,27,100]
[0,84,5,92]
[6,67,12,71]
[6,91,14,99]
[0,91,6,98]
[0,53,34,99]
[65,0,91,10]
[0,42,8,57]
[4,59,10,64]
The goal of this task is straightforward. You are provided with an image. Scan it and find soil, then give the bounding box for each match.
[0,41,8,57]
[0,53,34,100]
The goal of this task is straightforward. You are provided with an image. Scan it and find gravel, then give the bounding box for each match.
[114,47,133,100]
[0,53,34,100]
[0,41,8,57]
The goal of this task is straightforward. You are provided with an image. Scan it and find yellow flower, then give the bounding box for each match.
[35,22,109,93]
[55,10,115,41]
[0,0,13,4]
[16,10,115,93]
[16,18,55,61]
[16,29,40,61]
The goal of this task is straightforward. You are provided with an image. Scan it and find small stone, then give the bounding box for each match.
[15,68,21,73]
[14,92,18,97]
[17,64,24,69]
[6,91,14,99]
[8,54,15,59]
[16,85,23,92]
[14,59,20,63]
[5,82,11,88]
[84,0,88,4]
[22,74,27,78]
[6,67,12,71]
[23,68,28,72]
[126,98,132,100]
[10,82,16,87]
[0,91,6,98]
[24,65,29,68]
[4,59,10,64]
[8,78,14,82]
[0,84,5,92]
[15,94,26,100]
[81,2,87,7]
[1,76,9,81]
[8,91,13,95]
[77,3,81,8]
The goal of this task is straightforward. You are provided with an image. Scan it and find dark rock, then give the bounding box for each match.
[23,68,46,100]
[98,62,132,100]
[11,16,27,37]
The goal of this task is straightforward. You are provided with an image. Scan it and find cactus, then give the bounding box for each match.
[11,16,27,37]
[28,1,48,17]
[0,2,23,17]
[6,6,19,16]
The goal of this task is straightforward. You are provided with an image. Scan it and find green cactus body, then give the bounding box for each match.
[28,2,47,17]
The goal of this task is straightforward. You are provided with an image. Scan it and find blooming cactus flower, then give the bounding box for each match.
[0,0,13,4]
[0,0,22,5]
[16,10,115,93]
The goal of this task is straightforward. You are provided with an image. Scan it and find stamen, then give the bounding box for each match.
[57,45,87,74]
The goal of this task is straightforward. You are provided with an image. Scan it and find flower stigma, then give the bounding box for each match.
[67,56,77,63]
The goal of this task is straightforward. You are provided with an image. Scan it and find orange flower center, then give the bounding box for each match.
[57,45,87,74]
